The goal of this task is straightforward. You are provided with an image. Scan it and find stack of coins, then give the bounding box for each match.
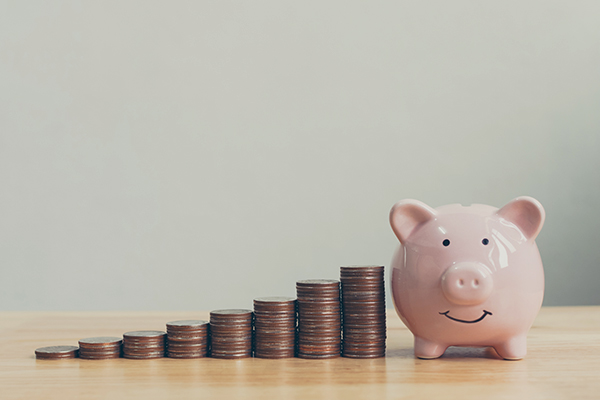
[166,320,209,358]
[78,337,122,359]
[209,309,253,359]
[253,297,297,359]
[296,279,341,359]
[35,345,78,360]
[122,331,166,359]
[340,265,386,358]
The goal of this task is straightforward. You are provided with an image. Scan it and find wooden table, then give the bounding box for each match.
[1,307,599,399]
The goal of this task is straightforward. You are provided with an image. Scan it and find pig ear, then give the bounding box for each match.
[389,200,437,244]
[496,196,545,241]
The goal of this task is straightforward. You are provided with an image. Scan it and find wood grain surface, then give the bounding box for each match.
[1,307,599,399]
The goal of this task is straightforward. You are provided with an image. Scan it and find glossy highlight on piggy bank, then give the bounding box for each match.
[389,197,545,360]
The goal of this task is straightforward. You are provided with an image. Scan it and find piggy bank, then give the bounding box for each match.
[389,197,545,360]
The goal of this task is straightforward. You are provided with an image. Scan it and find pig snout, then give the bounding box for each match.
[441,263,493,306]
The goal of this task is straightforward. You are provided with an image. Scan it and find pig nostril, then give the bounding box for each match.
[458,279,464,287]
[473,279,479,288]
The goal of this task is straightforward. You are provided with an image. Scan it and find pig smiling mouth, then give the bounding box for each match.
[439,310,492,323]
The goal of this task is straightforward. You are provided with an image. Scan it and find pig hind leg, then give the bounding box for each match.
[414,336,447,359]
[493,334,527,360]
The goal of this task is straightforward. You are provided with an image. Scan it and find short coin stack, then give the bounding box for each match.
[122,331,166,359]
[253,297,297,359]
[209,309,253,359]
[340,265,386,358]
[35,345,79,360]
[166,320,209,358]
[296,279,341,359]
[78,337,122,359]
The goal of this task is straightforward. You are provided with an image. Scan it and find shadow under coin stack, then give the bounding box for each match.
[35,345,78,360]
[166,320,209,359]
[209,309,253,359]
[296,279,341,359]
[122,331,166,359]
[253,297,297,359]
[340,265,386,358]
[78,337,122,359]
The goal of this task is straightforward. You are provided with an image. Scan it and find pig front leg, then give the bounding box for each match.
[493,334,527,360]
[414,336,447,359]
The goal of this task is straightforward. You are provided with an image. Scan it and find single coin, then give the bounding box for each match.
[79,337,122,347]
[340,265,384,270]
[297,353,340,359]
[254,296,296,303]
[123,331,166,339]
[296,279,339,285]
[123,354,165,360]
[167,320,209,328]
[167,353,207,359]
[210,309,253,316]
[80,353,121,360]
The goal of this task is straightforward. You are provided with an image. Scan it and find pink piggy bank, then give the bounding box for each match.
[389,197,545,360]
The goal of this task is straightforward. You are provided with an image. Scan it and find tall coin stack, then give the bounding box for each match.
[340,265,386,358]
[209,309,253,359]
[122,331,166,359]
[78,337,122,359]
[166,320,209,359]
[253,297,297,359]
[296,279,341,359]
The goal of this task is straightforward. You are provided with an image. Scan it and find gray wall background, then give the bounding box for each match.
[1,1,599,311]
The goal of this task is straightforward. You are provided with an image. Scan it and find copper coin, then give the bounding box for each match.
[255,349,295,354]
[80,352,121,360]
[210,348,252,354]
[340,275,384,279]
[254,320,295,326]
[79,348,121,354]
[255,353,295,359]
[211,354,251,359]
[254,296,296,303]
[122,345,165,352]
[297,353,340,359]
[122,341,165,347]
[254,308,295,314]
[253,309,296,314]
[167,342,208,348]
[78,337,122,347]
[296,287,340,293]
[340,265,384,271]
[122,348,165,355]
[167,354,207,359]
[167,353,207,358]
[168,339,207,345]
[210,350,252,356]
[123,331,166,338]
[167,336,208,342]
[297,299,340,305]
[209,328,252,335]
[254,315,296,321]
[342,354,385,359]
[123,354,164,359]
[167,347,208,353]
[296,279,339,286]
[167,320,208,328]
[254,321,296,327]
[210,309,253,316]
[255,330,296,336]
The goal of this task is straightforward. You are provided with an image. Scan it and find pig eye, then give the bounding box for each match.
[482,238,489,245]
[442,239,450,247]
